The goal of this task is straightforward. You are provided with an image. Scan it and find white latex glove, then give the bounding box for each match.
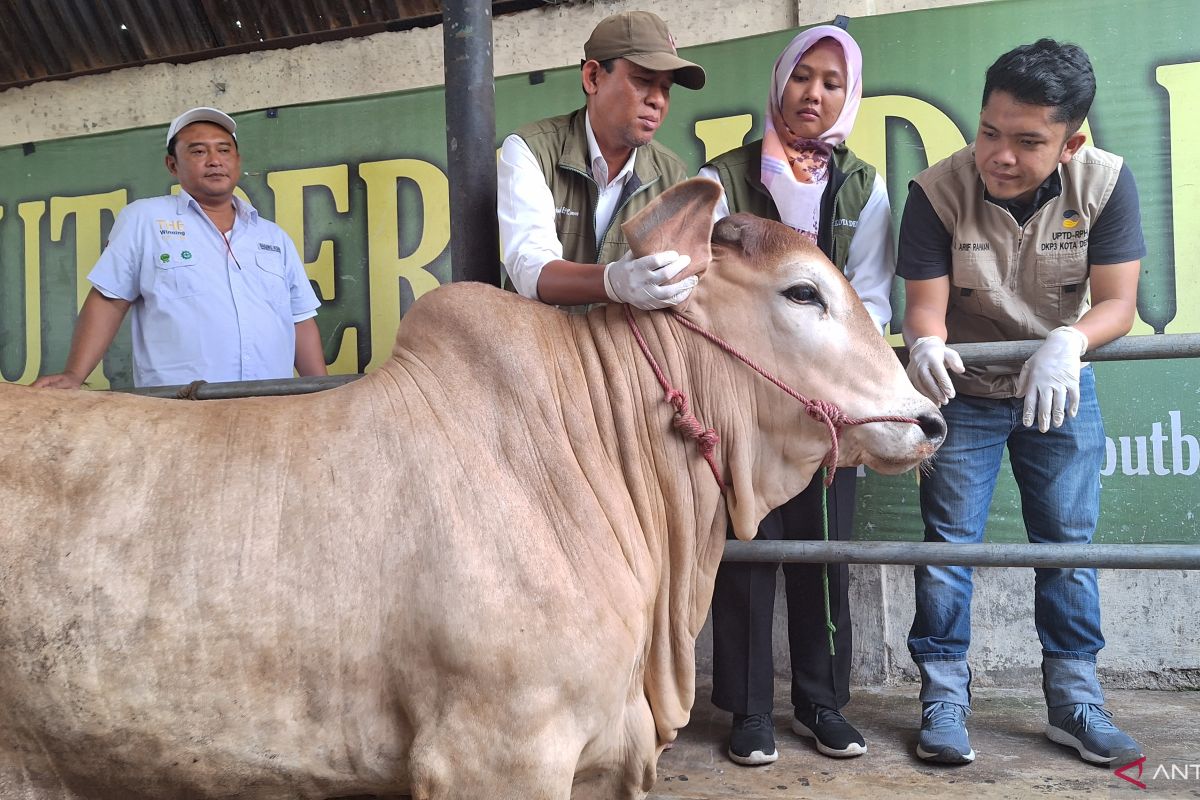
[603,250,697,310]
[1016,326,1089,433]
[906,335,965,406]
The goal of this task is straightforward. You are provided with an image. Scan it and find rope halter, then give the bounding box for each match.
[624,305,923,487]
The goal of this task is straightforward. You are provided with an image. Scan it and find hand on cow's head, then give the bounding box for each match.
[621,178,720,311]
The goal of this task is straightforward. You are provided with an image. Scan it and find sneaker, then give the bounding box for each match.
[728,712,778,766]
[1046,703,1142,765]
[916,701,975,764]
[792,703,867,758]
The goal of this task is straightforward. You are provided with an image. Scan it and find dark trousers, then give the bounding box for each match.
[711,467,856,715]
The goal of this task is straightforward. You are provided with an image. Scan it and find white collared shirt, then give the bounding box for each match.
[88,190,320,387]
[497,111,637,299]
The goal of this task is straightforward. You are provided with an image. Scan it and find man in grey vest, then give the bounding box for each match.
[898,40,1143,767]
[497,11,705,311]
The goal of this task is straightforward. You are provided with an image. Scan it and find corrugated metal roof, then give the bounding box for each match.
[0,0,542,90]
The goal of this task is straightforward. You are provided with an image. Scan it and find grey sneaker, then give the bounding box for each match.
[1046,703,1142,765]
[916,701,975,764]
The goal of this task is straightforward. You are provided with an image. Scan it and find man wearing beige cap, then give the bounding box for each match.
[34,107,326,389]
[497,11,706,311]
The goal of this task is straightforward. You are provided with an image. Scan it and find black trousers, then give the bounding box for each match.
[711,467,856,715]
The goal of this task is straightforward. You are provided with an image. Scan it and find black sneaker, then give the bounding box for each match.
[728,712,779,766]
[792,703,867,758]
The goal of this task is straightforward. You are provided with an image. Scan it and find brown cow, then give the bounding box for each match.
[0,179,943,799]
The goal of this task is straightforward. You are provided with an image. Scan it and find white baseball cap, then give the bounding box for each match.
[166,107,237,147]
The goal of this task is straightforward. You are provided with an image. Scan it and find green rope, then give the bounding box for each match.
[821,467,837,656]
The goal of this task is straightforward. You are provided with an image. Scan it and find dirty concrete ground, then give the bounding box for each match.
[651,678,1200,799]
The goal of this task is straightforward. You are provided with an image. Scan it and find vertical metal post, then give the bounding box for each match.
[442,0,501,286]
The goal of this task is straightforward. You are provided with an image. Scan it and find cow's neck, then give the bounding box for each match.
[573,304,784,746]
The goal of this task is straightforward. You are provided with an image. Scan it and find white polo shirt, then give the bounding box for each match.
[89,190,320,388]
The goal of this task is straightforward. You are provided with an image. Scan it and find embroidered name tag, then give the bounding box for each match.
[258,243,282,253]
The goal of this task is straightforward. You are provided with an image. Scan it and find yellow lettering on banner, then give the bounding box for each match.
[1154,62,1200,335]
[267,165,348,298]
[848,95,967,181]
[694,114,754,162]
[49,190,127,390]
[358,158,448,372]
[1079,116,1154,336]
[267,164,357,371]
[850,96,966,345]
[325,327,359,375]
[14,202,46,385]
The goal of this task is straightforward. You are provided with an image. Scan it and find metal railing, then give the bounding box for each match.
[120,333,1200,570]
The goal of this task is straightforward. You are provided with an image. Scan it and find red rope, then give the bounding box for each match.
[625,305,724,485]
[624,306,922,488]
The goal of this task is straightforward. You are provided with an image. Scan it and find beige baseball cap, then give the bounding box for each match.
[584,11,705,90]
[166,107,237,146]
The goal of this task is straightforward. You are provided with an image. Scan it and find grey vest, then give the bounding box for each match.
[915,144,1122,398]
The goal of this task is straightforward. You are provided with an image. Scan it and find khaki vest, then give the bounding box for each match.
[915,144,1122,398]
[515,108,689,275]
[706,140,876,272]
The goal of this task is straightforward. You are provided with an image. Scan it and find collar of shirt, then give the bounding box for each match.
[584,109,636,189]
[984,166,1063,226]
[175,188,260,226]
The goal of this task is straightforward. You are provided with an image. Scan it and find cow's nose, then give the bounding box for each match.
[917,412,947,443]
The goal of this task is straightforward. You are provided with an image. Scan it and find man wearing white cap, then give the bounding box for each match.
[497,10,706,312]
[34,107,326,390]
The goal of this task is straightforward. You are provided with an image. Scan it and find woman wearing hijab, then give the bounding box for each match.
[698,24,895,766]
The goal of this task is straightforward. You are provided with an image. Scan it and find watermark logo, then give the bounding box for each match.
[1115,756,1146,789]
[1115,758,1200,790]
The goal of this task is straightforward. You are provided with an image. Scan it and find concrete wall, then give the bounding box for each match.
[0,0,995,148]
[694,562,1200,698]
[7,0,1192,694]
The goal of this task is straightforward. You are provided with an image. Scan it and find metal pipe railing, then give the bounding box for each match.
[722,540,1200,570]
[127,374,360,399]
[905,332,1200,366]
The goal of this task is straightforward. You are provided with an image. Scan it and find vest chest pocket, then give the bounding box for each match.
[1035,251,1089,321]
[949,252,1003,320]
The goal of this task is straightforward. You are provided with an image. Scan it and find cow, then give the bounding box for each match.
[0,178,944,800]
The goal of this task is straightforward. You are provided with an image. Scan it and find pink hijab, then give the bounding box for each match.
[760,25,864,242]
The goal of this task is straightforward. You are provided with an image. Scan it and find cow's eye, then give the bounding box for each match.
[782,283,825,309]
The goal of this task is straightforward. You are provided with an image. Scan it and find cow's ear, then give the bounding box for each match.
[622,177,719,288]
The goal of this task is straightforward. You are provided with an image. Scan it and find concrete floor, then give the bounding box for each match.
[651,679,1200,799]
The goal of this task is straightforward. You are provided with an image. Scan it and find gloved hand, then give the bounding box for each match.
[906,335,965,406]
[1016,325,1089,432]
[603,250,697,310]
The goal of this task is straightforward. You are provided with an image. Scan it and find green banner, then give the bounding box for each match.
[0,0,1195,543]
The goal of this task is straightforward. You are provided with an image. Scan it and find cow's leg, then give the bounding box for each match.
[571,696,659,800]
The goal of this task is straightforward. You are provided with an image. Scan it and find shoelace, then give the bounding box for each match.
[736,712,774,732]
[1068,703,1116,733]
[815,706,849,726]
[923,701,970,729]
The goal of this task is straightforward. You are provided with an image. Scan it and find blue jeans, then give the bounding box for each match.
[908,367,1107,707]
